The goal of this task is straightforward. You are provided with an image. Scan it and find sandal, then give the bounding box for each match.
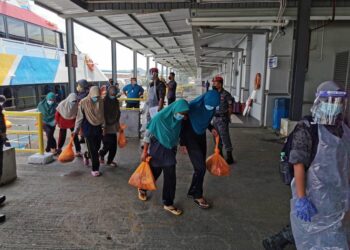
[108,162,117,167]
[163,205,183,216]
[91,171,101,177]
[194,198,210,209]
[138,189,147,201]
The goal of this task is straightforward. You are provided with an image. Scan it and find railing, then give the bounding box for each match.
[4,111,44,154]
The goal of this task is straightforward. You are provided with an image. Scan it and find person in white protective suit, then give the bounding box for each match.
[290,80,350,249]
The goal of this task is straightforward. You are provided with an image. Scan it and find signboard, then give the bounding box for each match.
[268,56,278,69]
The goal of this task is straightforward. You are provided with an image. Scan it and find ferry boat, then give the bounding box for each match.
[0,0,107,109]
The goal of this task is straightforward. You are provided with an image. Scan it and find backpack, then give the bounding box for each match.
[279,116,319,185]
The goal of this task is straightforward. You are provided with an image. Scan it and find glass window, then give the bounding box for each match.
[43,28,56,47]
[27,23,42,44]
[0,15,5,37]
[7,17,26,40]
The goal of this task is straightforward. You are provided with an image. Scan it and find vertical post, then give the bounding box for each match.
[37,113,44,155]
[146,56,150,76]
[133,50,137,78]
[111,40,117,85]
[156,62,159,70]
[165,67,169,78]
[289,0,312,121]
[65,18,76,94]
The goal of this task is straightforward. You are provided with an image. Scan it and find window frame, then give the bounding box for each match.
[42,28,57,47]
[27,23,43,45]
[7,16,26,41]
[0,15,6,38]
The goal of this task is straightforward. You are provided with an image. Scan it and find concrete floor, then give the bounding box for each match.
[0,127,295,250]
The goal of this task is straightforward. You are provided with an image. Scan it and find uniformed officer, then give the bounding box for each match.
[212,76,235,164]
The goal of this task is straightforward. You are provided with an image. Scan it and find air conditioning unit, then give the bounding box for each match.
[334,51,350,124]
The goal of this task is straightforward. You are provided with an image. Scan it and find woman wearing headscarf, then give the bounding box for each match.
[37,92,58,154]
[99,86,120,167]
[55,93,81,156]
[179,90,220,209]
[140,99,189,216]
[76,79,90,144]
[73,86,104,177]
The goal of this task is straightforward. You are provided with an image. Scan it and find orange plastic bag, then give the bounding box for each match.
[58,136,75,163]
[128,157,157,191]
[206,137,230,176]
[4,116,12,128]
[118,124,127,148]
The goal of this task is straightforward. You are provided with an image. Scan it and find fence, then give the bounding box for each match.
[4,111,44,154]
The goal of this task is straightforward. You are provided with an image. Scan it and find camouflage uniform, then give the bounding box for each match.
[213,89,233,152]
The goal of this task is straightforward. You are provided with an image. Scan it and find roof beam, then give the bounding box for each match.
[200,28,271,35]
[201,46,244,52]
[137,45,193,52]
[60,9,168,18]
[111,31,192,41]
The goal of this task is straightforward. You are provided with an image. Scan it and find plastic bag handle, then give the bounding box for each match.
[214,136,220,153]
[145,156,152,163]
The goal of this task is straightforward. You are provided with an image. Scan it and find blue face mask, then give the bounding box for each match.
[109,95,116,100]
[205,105,214,111]
[91,97,98,103]
[174,113,184,121]
[47,100,54,106]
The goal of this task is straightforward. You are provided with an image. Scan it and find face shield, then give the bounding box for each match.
[311,90,347,125]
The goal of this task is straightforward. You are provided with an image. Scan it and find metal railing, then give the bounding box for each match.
[4,111,44,154]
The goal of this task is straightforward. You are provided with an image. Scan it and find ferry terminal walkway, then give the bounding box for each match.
[0,126,294,249]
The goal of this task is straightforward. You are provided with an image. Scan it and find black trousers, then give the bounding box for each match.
[168,97,176,105]
[44,125,56,152]
[99,134,117,164]
[58,128,81,152]
[126,102,140,109]
[151,165,176,206]
[186,134,207,199]
[85,134,102,171]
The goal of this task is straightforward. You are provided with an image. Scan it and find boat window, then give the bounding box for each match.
[7,17,26,41]
[27,23,43,44]
[43,28,56,47]
[0,15,5,37]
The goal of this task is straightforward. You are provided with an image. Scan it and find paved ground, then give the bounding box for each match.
[0,127,294,250]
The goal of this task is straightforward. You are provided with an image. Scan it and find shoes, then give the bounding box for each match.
[75,152,82,157]
[138,189,147,201]
[0,195,5,205]
[262,225,294,250]
[91,171,101,177]
[0,214,5,223]
[83,155,89,166]
[225,151,235,165]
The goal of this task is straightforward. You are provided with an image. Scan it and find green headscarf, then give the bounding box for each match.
[147,99,189,149]
[37,92,57,126]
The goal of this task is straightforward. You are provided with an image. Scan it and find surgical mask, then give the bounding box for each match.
[109,95,116,100]
[47,100,54,105]
[91,97,98,103]
[311,98,344,125]
[205,105,214,111]
[174,113,184,121]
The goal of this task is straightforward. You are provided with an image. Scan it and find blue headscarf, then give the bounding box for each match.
[188,90,220,135]
[147,99,189,149]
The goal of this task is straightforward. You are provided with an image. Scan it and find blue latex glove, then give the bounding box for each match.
[295,197,318,222]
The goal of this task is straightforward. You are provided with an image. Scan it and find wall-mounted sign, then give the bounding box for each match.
[268,56,278,69]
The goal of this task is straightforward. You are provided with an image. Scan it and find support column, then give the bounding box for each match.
[161,65,164,78]
[289,0,312,121]
[65,18,76,94]
[111,40,117,85]
[165,67,169,78]
[133,50,137,78]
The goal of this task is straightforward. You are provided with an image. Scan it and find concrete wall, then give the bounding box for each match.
[303,21,350,115]
[249,34,267,122]
[264,23,294,127]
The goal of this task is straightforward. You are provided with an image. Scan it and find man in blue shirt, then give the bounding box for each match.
[123,77,144,108]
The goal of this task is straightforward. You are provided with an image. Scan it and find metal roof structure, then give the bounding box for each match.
[34,0,350,77]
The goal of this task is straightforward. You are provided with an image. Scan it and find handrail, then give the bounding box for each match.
[4,111,44,155]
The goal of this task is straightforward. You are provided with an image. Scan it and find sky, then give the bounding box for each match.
[29,0,148,71]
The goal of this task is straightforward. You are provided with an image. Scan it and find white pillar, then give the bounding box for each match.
[65,18,76,94]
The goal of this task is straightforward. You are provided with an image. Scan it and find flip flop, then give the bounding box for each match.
[194,198,210,209]
[138,189,147,201]
[108,162,118,167]
[163,206,183,216]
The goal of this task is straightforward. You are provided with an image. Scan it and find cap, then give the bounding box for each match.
[149,68,159,74]
[213,76,223,83]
